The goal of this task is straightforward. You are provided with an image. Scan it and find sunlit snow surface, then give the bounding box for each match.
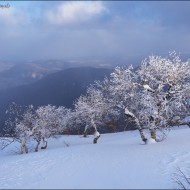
[1,127,190,189]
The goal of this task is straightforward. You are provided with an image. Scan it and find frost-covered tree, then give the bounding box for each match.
[34,105,72,150]
[35,105,61,149]
[74,87,111,143]
[138,52,190,140]
[3,103,36,154]
[95,52,190,143]
[107,66,148,142]
[56,106,73,134]
[94,77,122,131]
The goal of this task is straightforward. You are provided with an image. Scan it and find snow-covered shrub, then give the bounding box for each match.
[172,166,190,190]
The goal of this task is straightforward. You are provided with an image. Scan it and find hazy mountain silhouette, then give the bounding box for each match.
[0,59,115,90]
[0,67,112,132]
[0,60,75,90]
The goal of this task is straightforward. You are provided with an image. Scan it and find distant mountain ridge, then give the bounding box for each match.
[0,67,113,132]
[0,60,114,90]
[0,60,75,90]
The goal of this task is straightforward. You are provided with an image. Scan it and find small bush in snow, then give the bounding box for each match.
[172,166,190,190]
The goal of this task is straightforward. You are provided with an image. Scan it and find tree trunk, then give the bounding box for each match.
[93,134,100,144]
[20,141,28,154]
[150,128,156,141]
[138,127,147,143]
[41,138,47,149]
[134,118,147,143]
[125,110,147,143]
[91,118,101,144]
[35,140,40,152]
[83,125,88,137]
[25,145,28,154]
[20,143,24,154]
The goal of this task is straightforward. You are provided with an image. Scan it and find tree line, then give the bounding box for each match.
[1,52,190,154]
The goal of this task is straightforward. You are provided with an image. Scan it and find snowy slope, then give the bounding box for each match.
[1,127,190,189]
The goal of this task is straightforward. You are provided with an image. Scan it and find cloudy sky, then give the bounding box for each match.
[0,1,190,62]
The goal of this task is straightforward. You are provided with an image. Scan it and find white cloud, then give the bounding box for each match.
[0,7,25,27]
[45,1,107,25]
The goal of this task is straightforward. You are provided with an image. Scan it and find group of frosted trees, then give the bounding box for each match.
[92,52,190,143]
[1,52,190,154]
[2,103,72,154]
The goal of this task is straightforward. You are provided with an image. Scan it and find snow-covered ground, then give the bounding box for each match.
[1,127,190,189]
